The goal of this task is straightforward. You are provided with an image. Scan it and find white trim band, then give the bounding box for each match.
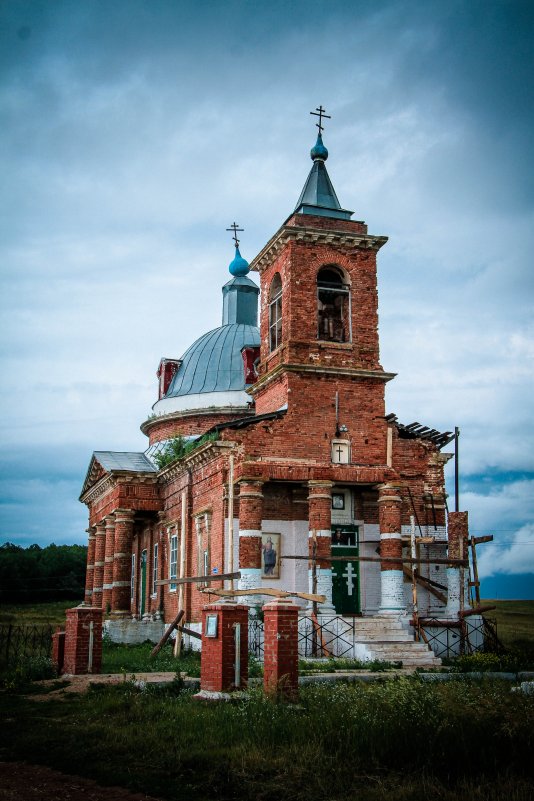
[239,529,262,538]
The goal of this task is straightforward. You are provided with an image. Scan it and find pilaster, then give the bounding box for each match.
[111,508,135,616]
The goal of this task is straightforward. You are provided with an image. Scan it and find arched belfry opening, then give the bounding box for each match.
[317,265,351,343]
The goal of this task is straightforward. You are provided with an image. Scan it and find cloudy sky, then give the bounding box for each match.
[1,0,533,599]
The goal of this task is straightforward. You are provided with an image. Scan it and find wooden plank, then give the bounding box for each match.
[402,566,447,604]
[150,610,184,658]
[156,571,241,586]
[282,554,469,567]
[471,535,493,545]
[459,605,496,618]
[311,611,331,657]
[401,536,435,544]
[200,587,326,603]
[177,625,202,641]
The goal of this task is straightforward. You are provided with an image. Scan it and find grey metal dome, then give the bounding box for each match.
[166,323,260,398]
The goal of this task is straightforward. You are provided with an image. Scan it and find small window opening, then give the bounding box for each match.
[317,267,350,342]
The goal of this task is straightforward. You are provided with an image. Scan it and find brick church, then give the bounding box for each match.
[80,112,468,661]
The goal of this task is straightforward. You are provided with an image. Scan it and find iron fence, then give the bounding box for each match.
[418,616,499,658]
[248,615,356,660]
[0,624,54,668]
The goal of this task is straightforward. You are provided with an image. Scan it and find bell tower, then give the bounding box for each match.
[248,109,394,466]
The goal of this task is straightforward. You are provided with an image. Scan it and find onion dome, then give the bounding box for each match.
[310,133,328,161]
[229,246,250,276]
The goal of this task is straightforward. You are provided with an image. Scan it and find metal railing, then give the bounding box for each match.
[249,615,357,660]
[0,624,54,668]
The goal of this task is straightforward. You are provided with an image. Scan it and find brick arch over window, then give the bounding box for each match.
[269,272,283,352]
[317,265,351,343]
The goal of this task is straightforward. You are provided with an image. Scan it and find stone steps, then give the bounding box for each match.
[349,617,442,668]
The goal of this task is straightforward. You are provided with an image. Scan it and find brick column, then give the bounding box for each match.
[263,598,299,700]
[84,527,96,605]
[446,511,469,617]
[238,480,264,593]
[92,523,106,610]
[111,508,135,617]
[198,602,249,695]
[308,480,335,613]
[51,628,65,674]
[102,514,115,614]
[63,606,103,675]
[378,484,406,615]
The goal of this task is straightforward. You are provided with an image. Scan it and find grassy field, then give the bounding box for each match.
[482,599,534,650]
[1,599,534,799]
[0,599,79,626]
[2,677,534,801]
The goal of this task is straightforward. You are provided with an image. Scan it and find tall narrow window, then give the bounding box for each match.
[269,273,282,352]
[152,542,159,596]
[317,267,350,343]
[169,533,178,591]
[130,553,136,601]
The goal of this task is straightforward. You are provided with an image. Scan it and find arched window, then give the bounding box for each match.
[317,266,350,343]
[269,273,283,352]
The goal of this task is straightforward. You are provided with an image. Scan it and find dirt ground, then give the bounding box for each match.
[31,671,180,700]
[0,762,164,801]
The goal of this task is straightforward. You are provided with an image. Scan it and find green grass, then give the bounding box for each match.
[1,678,533,801]
[483,599,534,650]
[0,599,80,626]
[299,656,400,672]
[101,641,202,676]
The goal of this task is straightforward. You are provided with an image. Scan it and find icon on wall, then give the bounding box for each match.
[261,533,280,578]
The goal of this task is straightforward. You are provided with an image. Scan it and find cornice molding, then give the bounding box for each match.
[248,361,396,395]
[249,224,388,274]
[158,440,236,485]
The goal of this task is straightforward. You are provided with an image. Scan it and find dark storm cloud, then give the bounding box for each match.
[0,1,532,594]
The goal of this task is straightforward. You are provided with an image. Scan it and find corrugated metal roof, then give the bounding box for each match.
[165,323,260,399]
[93,452,157,473]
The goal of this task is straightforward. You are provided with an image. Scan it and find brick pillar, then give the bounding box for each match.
[111,508,135,617]
[308,480,335,613]
[263,598,299,700]
[102,514,115,614]
[446,511,469,617]
[199,602,249,695]
[51,628,65,674]
[63,606,103,675]
[378,484,406,615]
[92,523,106,610]
[84,527,96,605]
[238,480,264,593]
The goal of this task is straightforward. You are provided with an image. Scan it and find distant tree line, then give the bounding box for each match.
[0,542,87,603]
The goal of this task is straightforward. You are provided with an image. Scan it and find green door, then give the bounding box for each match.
[331,525,360,615]
[140,550,147,617]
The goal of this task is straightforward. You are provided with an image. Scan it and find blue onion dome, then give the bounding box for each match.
[229,246,250,276]
[310,133,328,161]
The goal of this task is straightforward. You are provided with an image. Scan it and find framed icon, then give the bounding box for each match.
[332,493,345,510]
[205,613,218,637]
[261,533,280,579]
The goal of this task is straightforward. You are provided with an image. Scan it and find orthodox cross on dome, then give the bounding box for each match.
[226,222,244,249]
[310,105,331,134]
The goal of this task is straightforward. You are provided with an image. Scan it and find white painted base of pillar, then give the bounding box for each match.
[308,567,335,614]
[378,569,406,615]
[238,568,262,605]
[445,568,461,617]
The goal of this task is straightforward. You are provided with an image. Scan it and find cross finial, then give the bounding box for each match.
[226,222,244,248]
[310,105,331,134]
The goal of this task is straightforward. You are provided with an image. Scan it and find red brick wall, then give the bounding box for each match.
[146,410,254,445]
[63,607,103,675]
[263,600,299,699]
[200,603,249,692]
